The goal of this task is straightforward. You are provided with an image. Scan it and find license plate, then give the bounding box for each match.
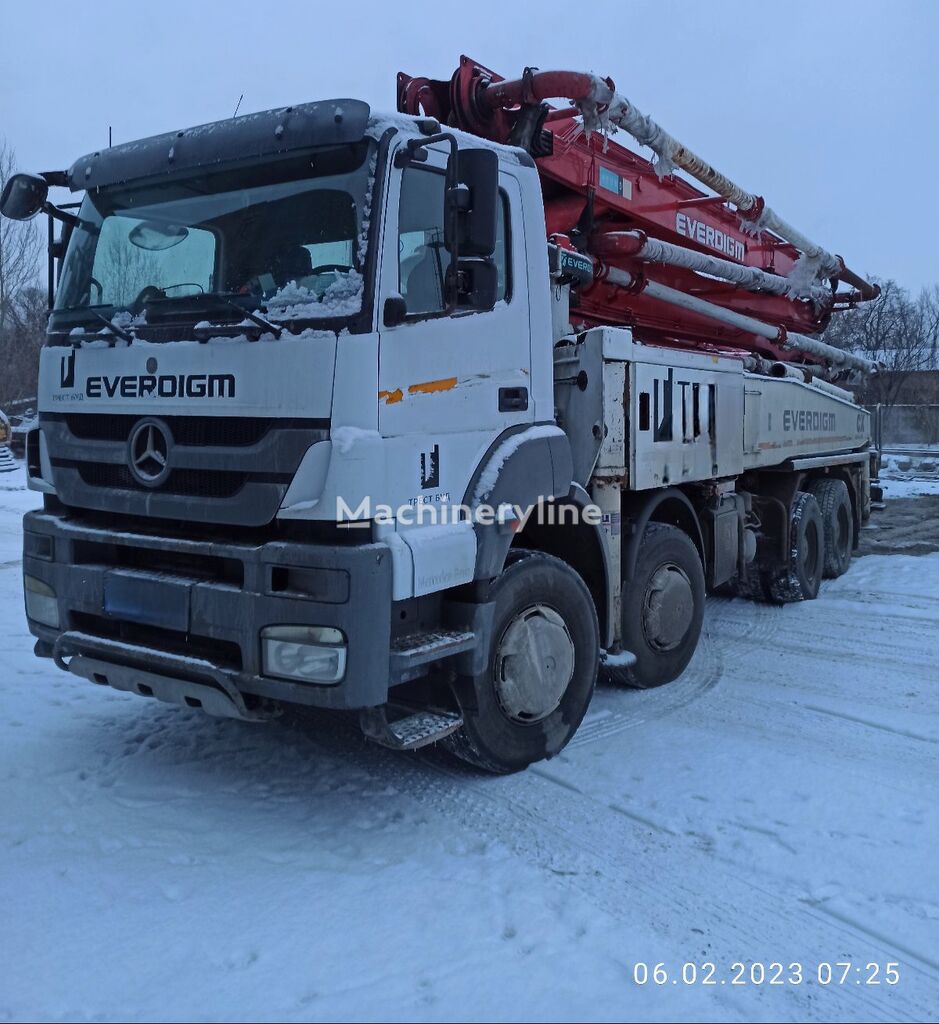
[103,570,192,632]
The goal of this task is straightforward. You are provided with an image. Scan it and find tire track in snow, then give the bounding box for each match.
[276,711,934,1023]
[33,681,937,1023]
[569,618,725,749]
[799,704,937,745]
[105,693,923,1022]
[569,595,787,751]
[805,901,939,975]
[412,752,933,1022]
[455,758,937,1020]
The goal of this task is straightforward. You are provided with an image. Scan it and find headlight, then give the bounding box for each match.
[260,625,347,684]
[24,575,59,628]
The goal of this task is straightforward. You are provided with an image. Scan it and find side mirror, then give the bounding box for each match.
[445,148,499,258]
[383,294,408,327]
[456,258,499,312]
[0,173,48,221]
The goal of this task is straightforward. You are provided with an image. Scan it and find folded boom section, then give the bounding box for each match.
[397,55,878,376]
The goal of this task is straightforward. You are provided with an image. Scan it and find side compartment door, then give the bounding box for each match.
[630,360,743,488]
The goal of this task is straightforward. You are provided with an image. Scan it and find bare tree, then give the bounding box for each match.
[0,138,42,334]
[99,231,160,306]
[823,278,939,408]
[0,284,45,407]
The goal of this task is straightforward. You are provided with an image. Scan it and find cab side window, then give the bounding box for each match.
[398,168,449,315]
[398,166,510,316]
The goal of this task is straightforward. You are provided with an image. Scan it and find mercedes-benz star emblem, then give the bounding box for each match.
[128,418,171,487]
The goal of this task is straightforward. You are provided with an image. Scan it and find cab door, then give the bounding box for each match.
[377,141,532,512]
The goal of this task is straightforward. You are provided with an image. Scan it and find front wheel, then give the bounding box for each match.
[619,523,705,689]
[445,551,599,774]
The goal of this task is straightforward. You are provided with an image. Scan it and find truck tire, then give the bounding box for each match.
[809,478,853,578]
[445,550,599,774]
[598,653,634,688]
[619,523,705,689]
[766,491,825,603]
[726,568,771,603]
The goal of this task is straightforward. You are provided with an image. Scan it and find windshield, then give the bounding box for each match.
[53,140,375,330]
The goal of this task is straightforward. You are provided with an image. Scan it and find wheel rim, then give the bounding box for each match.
[493,604,575,724]
[641,562,694,652]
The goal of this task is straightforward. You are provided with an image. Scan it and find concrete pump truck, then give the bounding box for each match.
[2,56,880,772]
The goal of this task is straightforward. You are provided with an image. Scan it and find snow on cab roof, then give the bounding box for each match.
[366,112,530,165]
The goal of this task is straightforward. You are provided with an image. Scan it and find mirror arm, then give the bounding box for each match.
[42,201,80,229]
[394,132,458,170]
[40,170,69,188]
[46,214,55,309]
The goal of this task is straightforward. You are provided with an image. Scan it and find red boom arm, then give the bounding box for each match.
[397,56,878,374]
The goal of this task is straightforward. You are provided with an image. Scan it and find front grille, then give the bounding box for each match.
[77,463,248,499]
[63,414,133,442]
[43,412,328,527]
[72,538,244,586]
[62,414,306,447]
[70,611,243,670]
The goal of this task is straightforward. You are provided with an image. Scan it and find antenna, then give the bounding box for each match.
[108,125,112,148]
[232,94,244,118]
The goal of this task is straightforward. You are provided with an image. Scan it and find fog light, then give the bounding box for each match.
[24,531,54,560]
[261,625,347,684]
[24,575,59,628]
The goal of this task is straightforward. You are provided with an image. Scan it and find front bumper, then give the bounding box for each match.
[23,509,393,711]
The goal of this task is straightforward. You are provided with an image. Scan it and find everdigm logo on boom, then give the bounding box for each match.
[783,408,837,432]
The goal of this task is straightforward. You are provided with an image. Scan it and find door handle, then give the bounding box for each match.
[499,387,529,412]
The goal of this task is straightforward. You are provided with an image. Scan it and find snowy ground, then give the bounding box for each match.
[880,448,939,499]
[1,463,937,1023]
[880,477,939,499]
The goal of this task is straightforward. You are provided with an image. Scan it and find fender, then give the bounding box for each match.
[621,487,705,583]
[567,482,615,647]
[463,423,573,579]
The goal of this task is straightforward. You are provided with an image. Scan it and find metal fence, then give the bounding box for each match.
[867,405,939,450]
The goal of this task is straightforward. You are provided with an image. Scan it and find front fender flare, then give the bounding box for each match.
[464,424,573,579]
[621,487,704,583]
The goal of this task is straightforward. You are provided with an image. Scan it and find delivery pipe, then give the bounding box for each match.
[477,69,878,300]
[767,360,855,399]
[743,357,856,399]
[595,263,877,375]
[593,230,833,305]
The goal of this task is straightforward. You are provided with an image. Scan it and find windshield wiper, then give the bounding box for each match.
[90,311,134,343]
[223,300,283,339]
[150,292,284,339]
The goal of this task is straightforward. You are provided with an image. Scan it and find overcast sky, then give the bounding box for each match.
[2,0,936,291]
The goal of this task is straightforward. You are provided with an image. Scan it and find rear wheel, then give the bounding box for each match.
[619,523,705,689]
[445,551,599,774]
[809,478,854,578]
[598,653,634,688]
[766,491,825,602]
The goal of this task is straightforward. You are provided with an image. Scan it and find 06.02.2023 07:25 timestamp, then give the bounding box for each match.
[631,961,901,986]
